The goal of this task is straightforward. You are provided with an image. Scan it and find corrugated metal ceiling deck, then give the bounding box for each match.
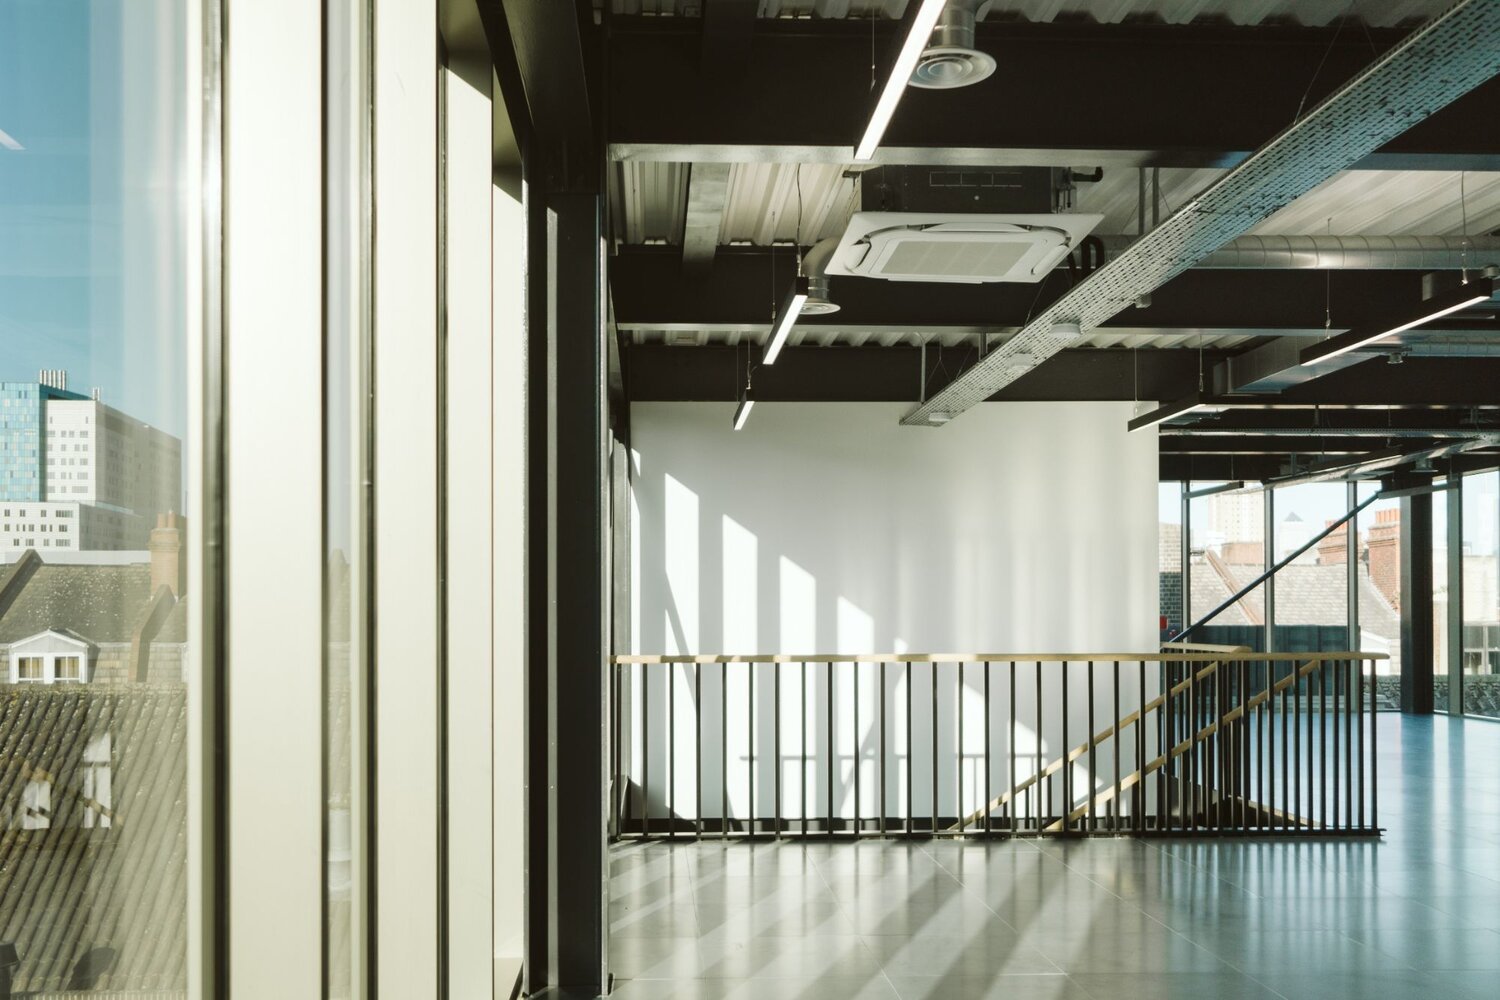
[601,0,1449,27]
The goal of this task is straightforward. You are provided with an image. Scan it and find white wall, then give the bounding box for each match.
[626,401,1159,828]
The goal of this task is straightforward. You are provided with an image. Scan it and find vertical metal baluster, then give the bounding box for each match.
[1135,661,1145,834]
[1061,660,1070,834]
[1161,661,1172,833]
[721,663,728,838]
[1034,660,1042,834]
[696,662,703,839]
[1357,657,1365,831]
[1087,660,1096,833]
[854,660,861,838]
[1112,661,1120,833]
[774,662,781,840]
[1295,659,1304,829]
[931,661,939,834]
[880,661,887,838]
[748,662,755,837]
[1370,655,1378,830]
[1008,662,1016,836]
[827,661,835,837]
[957,660,966,837]
[1320,660,1328,831]
[1284,668,1296,833]
[1332,659,1340,830]
[906,661,913,837]
[1350,659,1362,833]
[801,661,808,838]
[1241,659,1251,833]
[985,660,992,837]
[669,663,676,841]
[643,663,651,838]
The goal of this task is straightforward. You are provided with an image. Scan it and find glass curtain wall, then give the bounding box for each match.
[1187,484,1266,650]
[0,1,203,993]
[1355,482,1401,710]
[1159,482,1184,640]
[1271,484,1351,654]
[1462,471,1499,718]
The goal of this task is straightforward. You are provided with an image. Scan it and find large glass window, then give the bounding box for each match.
[1187,484,1265,650]
[0,1,198,992]
[1356,482,1401,709]
[1159,482,1183,639]
[1271,484,1351,654]
[1463,471,1499,718]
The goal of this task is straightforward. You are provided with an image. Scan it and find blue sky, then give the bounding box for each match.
[0,1,188,439]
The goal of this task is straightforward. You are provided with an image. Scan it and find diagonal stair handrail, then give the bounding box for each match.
[949,650,1250,831]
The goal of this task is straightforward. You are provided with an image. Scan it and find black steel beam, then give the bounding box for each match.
[610,246,1450,332]
[495,0,596,189]
[624,343,1500,408]
[607,18,1500,170]
[1401,490,1436,714]
[622,343,1220,402]
[701,0,758,74]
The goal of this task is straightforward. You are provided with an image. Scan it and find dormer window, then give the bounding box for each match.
[7,632,94,684]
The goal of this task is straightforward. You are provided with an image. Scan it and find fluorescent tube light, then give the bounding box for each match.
[853,0,950,162]
[1300,278,1494,367]
[732,397,755,431]
[1127,393,1221,432]
[763,275,810,365]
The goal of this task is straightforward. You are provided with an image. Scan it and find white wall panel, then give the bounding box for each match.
[628,402,1159,824]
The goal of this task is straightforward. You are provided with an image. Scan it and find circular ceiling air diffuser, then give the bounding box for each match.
[909,2,996,91]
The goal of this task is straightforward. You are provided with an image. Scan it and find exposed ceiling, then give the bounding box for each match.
[600,0,1452,28]
[599,0,1500,480]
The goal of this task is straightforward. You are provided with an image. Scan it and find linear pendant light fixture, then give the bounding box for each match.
[854,0,951,162]
[1299,276,1494,366]
[732,396,755,430]
[1127,392,1223,432]
[763,274,810,365]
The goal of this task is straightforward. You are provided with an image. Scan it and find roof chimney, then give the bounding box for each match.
[150,512,184,598]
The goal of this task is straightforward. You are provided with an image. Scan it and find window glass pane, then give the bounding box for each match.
[325,0,368,995]
[1463,471,1499,718]
[1272,484,1350,654]
[1187,483,1265,651]
[1158,482,1182,640]
[1,2,198,993]
[1356,482,1400,709]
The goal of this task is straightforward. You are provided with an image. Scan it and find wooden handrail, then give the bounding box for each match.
[613,651,1388,664]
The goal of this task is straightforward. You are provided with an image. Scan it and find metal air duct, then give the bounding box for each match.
[910,1,996,90]
[1096,234,1500,270]
[800,237,842,315]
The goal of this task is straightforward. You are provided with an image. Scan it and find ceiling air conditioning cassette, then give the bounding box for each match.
[829,212,1103,284]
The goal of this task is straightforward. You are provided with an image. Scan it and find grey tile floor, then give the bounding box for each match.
[604,715,1500,1000]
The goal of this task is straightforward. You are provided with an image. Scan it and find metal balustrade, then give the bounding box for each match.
[609,647,1384,839]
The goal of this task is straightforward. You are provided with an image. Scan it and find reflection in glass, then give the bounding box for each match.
[0,1,198,993]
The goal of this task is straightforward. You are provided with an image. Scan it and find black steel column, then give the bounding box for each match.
[523,161,553,994]
[1446,481,1464,715]
[1400,492,1435,714]
[549,190,607,993]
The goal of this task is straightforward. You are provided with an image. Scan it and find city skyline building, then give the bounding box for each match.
[0,370,182,554]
